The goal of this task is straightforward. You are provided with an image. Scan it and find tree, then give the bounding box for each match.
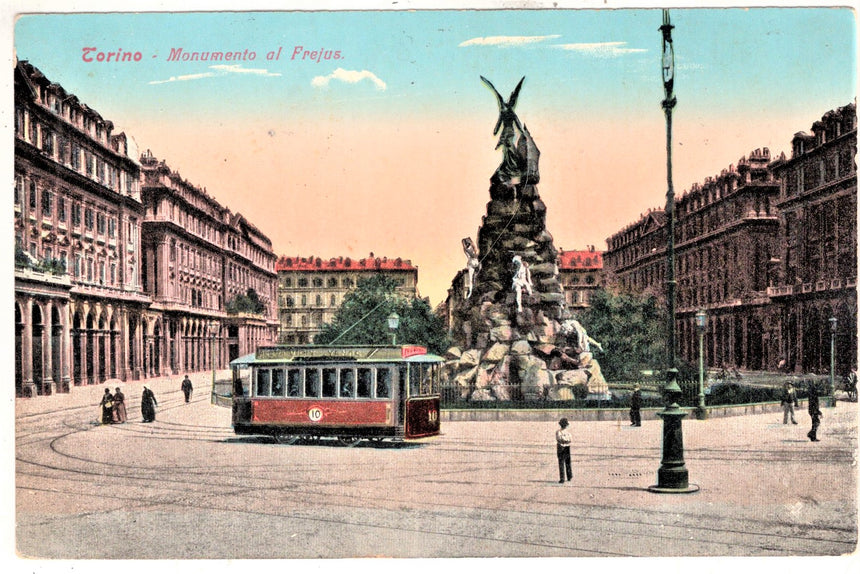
[314,274,450,354]
[226,288,265,315]
[572,287,669,381]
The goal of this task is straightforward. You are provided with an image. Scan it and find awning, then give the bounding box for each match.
[229,353,256,368]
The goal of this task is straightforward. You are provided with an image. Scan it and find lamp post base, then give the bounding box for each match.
[694,405,707,420]
[648,483,700,494]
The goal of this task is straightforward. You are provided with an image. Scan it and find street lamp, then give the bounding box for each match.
[695,309,708,420]
[387,312,400,346]
[209,320,219,404]
[829,317,837,406]
[649,10,697,494]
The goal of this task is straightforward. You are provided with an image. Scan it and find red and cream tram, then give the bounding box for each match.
[231,345,442,445]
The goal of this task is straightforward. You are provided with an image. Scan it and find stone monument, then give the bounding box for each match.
[443,77,608,401]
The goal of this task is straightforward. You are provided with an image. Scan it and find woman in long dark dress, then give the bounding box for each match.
[112,387,127,423]
[141,386,157,423]
[100,388,114,424]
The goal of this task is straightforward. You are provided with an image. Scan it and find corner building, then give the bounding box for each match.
[14,60,278,397]
[14,60,148,396]
[276,255,418,344]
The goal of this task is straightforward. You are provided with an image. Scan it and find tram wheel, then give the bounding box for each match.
[274,433,299,445]
[336,436,361,447]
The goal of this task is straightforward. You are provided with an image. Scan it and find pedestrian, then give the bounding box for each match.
[806,383,823,442]
[181,375,193,403]
[141,386,158,422]
[99,388,114,424]
[556,417,572,484]
[845,369,857,402]
[780,382,798,424]
[629,384,642,427]
[112,387,127,424]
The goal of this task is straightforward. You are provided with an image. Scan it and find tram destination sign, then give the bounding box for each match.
[255,345,428,362]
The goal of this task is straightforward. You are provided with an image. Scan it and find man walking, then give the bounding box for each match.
[807,382,823,442]
[780,382,798,424]
[556,418,572,484]
[629,384,642,427]
[181,375,193,403]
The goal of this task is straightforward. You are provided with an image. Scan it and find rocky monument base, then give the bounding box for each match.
[442,76,607,402]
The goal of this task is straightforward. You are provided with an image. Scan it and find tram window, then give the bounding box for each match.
[287,368,302,397]
[256,370,271,397]
[409,365,421,396]
[420,365,431,395]
[271,369,285,397]
[376,368,392,398]
[357,368,372,398]
[305,368,320,397]
[339,368,355,398]
[322,368,337,397]
[399,366,408,398]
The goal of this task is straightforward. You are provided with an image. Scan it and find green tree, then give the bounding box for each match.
[314,274,450,354]
[572,287,670,381]
[226,288,265,315]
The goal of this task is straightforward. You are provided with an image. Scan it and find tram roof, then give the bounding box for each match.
[230,353,257,368]
[236,345,444,364]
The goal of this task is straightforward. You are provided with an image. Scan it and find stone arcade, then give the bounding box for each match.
[443,77,608,401]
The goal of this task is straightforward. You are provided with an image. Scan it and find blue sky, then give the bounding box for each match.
[11,8,858,305]
[15,9,855,120]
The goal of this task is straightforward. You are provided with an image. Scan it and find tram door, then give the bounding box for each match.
[397,366,407,426]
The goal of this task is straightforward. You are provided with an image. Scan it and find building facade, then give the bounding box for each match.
[557,247,604,309]
[14,60,148,397]
[14,60,278,397]
[139,151,279,376]
[276,255,418,344]
[768,103,857,376]
[603,104,857,375]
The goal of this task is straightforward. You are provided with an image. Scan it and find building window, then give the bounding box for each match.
[71,203,81,227]
[29,181,37,211]
[97,213,106,234]
[84,208,94,230]
[108,217,116,238]
[14,175,23,206]
[327,277,337,288]
[313,278,323,287]
[298,277,308,287]
[41,191,53,217]
[57,197,66,222]
[301,294,307,306]
[330,295,337,307]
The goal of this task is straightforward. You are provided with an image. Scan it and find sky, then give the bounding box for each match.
[9,3,858,306]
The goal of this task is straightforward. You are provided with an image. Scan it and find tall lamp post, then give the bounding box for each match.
[695,309,708,420]
[829,317,837,407]
[649,9,697,494]
[209,320,219,404]
[387,312,400,346]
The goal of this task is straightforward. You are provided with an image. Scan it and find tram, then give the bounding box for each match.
[230,345,442,445]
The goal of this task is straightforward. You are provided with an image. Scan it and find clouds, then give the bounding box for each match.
[554,42,647,58]
[458,35,561,47]
[311,68,387,90]
[460,35,646,58]
[149,64,281,85]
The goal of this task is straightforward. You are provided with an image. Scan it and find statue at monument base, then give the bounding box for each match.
[442,76,608,402]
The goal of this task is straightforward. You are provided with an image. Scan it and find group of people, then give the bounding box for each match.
[98,375,194,424]
[781,381,825,441]
[556,379,830,483]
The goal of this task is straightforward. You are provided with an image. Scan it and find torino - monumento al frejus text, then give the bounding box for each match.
[81,46,342,63]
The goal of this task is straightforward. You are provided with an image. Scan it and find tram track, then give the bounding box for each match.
[18,434,856,557]
[16,400,857,558]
